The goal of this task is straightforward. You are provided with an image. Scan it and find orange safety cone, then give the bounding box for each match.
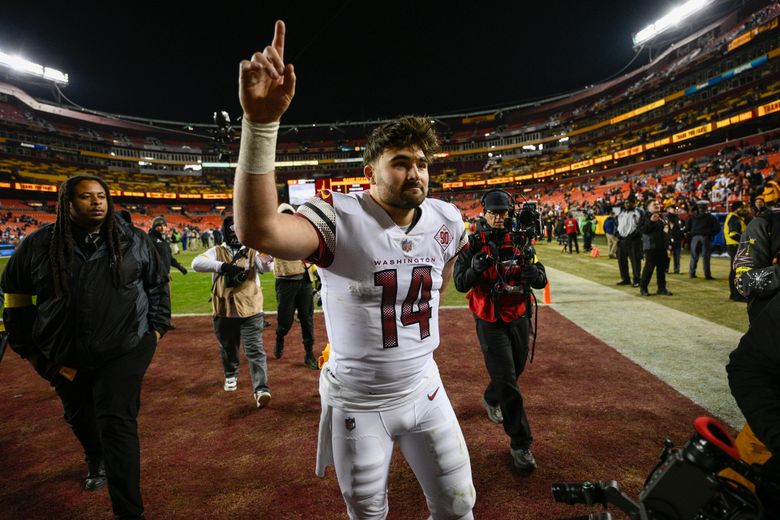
[543,281,552,304]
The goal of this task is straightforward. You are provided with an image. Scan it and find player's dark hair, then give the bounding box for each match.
[51,175,122,297]
[363,116,439,165]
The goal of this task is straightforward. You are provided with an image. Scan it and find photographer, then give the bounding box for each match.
[454,189,547,471]
[727,291,780,518]
[639,200,672,296]
[191,216,273,408]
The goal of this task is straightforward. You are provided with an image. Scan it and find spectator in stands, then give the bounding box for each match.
[734,180,780,323]
[603,211,618,259]
[149,218,188,278]
[666,207,685,275]
[639,200,672,296]
[191,216,274,406]
[687,201,720,280]
[724,201,749,301]
[454,188,548,471]
[727,293,780,518]
[564,213,580,254]
[1,175,170,519]
[615,197,643,287]
[272,203,317,369]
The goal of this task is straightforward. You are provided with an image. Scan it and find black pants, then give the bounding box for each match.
[566,233,579,253]
[618,237,642,284]
[475,317,532,450]
[640,249,669,292]
[583,233,593,251]
[727,244,739,298]
[59,333,157,519]
[275,277,315,352]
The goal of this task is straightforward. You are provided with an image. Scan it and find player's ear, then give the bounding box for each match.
[364,163,376,185]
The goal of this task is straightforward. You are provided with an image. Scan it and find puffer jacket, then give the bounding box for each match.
[1,216,171,368]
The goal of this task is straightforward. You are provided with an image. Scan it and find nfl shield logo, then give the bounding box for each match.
[401,238,413,253]
[345,417,356,431]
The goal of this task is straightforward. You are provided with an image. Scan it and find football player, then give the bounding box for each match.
[232,20,475,520]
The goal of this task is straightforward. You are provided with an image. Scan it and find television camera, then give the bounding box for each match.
[552,417,768,520]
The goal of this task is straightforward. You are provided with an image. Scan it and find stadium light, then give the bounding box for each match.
[632,0,712,47]
[0,50,69,86]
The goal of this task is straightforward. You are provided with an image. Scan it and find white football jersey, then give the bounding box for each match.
[298,190,466,394]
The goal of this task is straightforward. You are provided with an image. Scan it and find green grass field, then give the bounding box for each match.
[0,237,748,332]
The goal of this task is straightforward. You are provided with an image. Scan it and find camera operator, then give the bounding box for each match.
[454,189,547,471]
[191,216,274,408]
[734,180,780,323]
[727,291,780,518]
[639,200,673,296]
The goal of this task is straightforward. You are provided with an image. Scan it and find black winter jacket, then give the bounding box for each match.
[1,216,171,368]
[149,228,185,275]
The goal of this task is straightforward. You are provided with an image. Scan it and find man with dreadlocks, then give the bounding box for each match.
[1,175,170,520]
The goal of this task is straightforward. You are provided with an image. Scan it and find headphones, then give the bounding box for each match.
[480,189,515,209]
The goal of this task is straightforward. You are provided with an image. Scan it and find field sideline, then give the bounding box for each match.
[0,236,748,331]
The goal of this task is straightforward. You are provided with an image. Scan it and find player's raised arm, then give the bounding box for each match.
[233,20,318,260]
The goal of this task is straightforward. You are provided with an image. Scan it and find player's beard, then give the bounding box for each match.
[375,176,427,209]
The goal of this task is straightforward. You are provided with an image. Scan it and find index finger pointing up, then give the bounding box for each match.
[273,20,286,61]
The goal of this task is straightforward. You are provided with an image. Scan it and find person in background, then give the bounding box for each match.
[192,216,274,407]
[638,200,672,296]
[727,292,780,518]
[564,213,579,254]
[615,197,643,287]
[734,180,780,323]
[1,175,170,519]
[603,211,618,259]
[666,207,684,275]
[454,189,548,471]
[687,201,720,280]
[581,212,596,253]
[149,217,188,278]
[724,201,748,301]
[273,203,317,369]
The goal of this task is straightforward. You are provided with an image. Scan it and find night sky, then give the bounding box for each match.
[0,2,683,125]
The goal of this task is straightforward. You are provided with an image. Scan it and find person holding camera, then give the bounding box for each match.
[727,291,780,518]
[191,216,273,408]
[454,189,548,471]
[639,200,672,296]
[734,180,780,322]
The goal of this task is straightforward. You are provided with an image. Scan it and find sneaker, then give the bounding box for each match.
[616,280,631,286]
[254,390,271,408]
[83,459,106,491]
[511,447,537,471]
[481,397,503,424]
[657,289,673,296]
[224,376,238,392]
[705,276,716,280]
[632,282,640,287]
[304,353,318,370]
[640,289,649,296]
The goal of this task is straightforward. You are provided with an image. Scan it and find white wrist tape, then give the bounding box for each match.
[238,119,279,174]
